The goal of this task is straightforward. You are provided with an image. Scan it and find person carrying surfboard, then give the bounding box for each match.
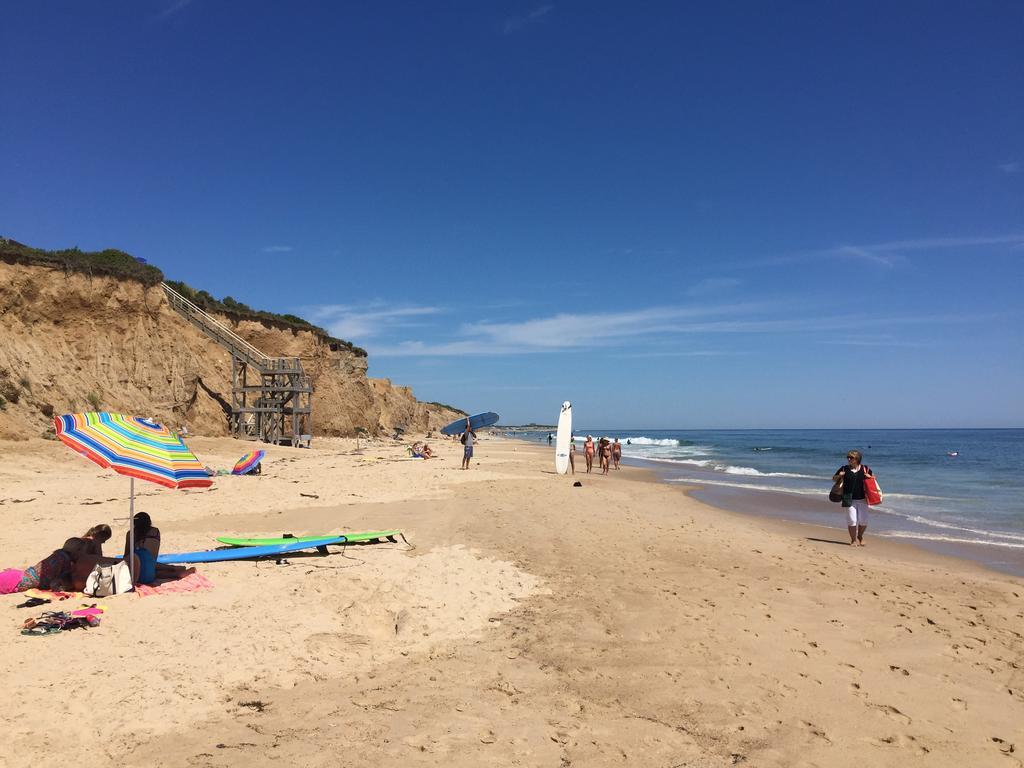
[460,418,477,470]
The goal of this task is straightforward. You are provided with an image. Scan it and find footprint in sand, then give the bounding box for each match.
[801,721,832,744]
[870,703,912,725]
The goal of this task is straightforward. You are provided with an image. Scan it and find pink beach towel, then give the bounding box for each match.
[135,572,214,597]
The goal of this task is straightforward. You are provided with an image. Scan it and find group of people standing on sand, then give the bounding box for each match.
[0,512,193,595]
[568,435,622,475]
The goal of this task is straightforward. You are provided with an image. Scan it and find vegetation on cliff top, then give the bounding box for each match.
[425,401,467,415]
[0,237,366,356]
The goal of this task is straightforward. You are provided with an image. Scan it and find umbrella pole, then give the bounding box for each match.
[129,477,135,584]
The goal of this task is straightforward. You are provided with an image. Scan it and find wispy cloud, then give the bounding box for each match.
[819,334,935,349]
[262,245,293,253]
[741,233,1024,269]
[371,304,1009,357]
[998,161,1021,174]
[306,303,442,341]
[613,350,738,358]
[504,4,553,34]
[155,0,194,21]
[372,303,761,357]
[685,278,741,297]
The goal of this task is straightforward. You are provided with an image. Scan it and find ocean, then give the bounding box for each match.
[514,428,1024,577]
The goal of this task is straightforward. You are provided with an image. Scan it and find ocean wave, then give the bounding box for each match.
[876,531,1024,550]
[896,516,1024,543]
[636,456,818,479]
[665,477,824,496]
[723,466,819,479]
[622,437,684,446]
[883,492,958,502]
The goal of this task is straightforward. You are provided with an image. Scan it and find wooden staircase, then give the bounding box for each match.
[161,282,312,446]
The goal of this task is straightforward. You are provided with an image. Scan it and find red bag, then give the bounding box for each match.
[864,470,882,506]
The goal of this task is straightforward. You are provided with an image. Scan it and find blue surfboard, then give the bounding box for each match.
[440,411,500,436]
[156,536,344,564]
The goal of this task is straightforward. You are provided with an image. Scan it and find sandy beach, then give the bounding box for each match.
[1,434,1021,767]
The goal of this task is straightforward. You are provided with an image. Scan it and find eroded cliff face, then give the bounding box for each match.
[0,262,461,440]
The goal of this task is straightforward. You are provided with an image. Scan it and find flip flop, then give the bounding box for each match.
[15,597,50,609]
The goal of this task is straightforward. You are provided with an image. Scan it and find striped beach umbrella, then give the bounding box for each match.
[231,450,265,476]
[54,413,212,489]
[54,412,212,582]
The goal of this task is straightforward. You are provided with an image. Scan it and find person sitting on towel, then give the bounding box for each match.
[123,512,193,585]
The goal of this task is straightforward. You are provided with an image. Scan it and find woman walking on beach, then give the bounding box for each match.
[600,438,611,475]
[584,435,595,473]
[833,450,875,546]
[612,439,622,470]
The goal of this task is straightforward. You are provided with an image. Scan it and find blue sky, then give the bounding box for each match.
[2,2,1022,427]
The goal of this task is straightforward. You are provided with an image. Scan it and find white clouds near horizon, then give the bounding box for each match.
[306,303,443,341]
[367,304,1003,357]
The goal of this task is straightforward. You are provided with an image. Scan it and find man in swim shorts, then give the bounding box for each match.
[461,418,477,470]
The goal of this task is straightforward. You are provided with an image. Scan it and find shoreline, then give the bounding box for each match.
[509,435,1024,582]
[629,457,1024,579]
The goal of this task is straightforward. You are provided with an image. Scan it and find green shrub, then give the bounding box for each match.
[164,279,367,357]
[3,237,368,357]
[0,238,164,286]
[86,391,102,410]
[426,401,465,414]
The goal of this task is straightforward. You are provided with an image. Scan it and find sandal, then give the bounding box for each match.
[16,597,50,609]
[21,623,63,636]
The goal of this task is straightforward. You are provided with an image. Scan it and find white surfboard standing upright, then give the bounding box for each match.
[555,401,572,474]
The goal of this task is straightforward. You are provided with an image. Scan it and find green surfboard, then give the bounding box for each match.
[217,530,401,547]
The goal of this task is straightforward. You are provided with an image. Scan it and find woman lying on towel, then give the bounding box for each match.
[0,523,113,593]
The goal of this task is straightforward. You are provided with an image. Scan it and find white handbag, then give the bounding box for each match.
[83,561,134,596]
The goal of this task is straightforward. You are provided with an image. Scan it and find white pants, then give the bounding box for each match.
[846,500,869,527]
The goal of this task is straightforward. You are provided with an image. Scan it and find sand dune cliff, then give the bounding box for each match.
[0,261,461,439]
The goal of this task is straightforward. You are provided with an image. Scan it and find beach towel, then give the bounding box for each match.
[134,571,214,597]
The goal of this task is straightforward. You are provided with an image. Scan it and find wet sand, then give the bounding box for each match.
[0,435,1021,767]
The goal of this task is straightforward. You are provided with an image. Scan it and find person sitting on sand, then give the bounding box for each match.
[421,443,434,459]
[62,524,113,559]
[121,512,194,586]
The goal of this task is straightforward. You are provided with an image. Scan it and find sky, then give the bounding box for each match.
[2,2,1022,428]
